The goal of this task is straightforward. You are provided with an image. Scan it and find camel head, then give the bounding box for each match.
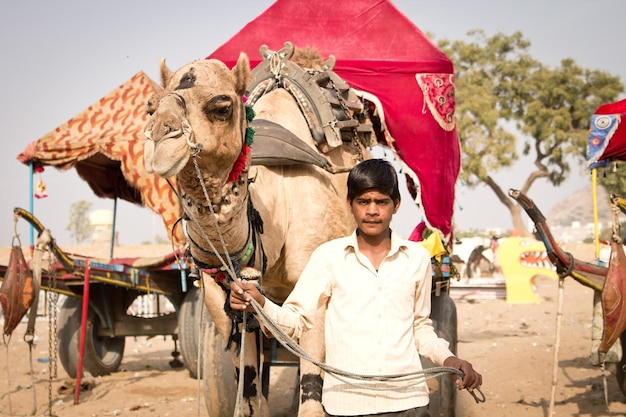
[143,53,251,183]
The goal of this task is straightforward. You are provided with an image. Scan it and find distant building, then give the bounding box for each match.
[547,221,601,243]
[89,209,118,245]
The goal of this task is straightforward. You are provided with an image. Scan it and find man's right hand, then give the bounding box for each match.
[229,279,265,312]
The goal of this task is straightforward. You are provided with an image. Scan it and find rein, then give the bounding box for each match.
[244,294,486,404]
[186,196,266,277]
[159,88,260,282]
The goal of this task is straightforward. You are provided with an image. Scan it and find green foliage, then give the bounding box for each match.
[597,165,626,199]
[141,235,170,245]
[437,30,624,233]
[66,200,93,244]
[154,235,169,244]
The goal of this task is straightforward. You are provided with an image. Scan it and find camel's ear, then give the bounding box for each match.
[232,52,251,97]
[159,57,174,88]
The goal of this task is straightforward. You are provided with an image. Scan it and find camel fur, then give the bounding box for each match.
[143,47,369,417]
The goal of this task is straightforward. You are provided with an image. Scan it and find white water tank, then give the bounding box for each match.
[89,209,116,244]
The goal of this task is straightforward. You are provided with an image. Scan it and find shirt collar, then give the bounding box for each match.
[344,229,408,256]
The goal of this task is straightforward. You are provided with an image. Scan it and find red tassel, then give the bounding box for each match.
[227,145,251,183]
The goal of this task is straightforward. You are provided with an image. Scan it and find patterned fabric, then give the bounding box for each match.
[586,98,626,169]
[415,74,456,132]
[587,114,622,168]
[17,72,184,244]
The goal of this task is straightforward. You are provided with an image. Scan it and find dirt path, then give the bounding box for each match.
[2,244,626,416]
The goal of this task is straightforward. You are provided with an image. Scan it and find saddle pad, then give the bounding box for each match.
[250,119,331,170]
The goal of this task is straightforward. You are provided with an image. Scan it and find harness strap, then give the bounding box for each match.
[247,42,373,153]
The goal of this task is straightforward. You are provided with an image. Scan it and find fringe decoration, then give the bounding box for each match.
[226,101,256,182]
[245,104,255,146]
[228,144,251,183]
[245,127,255,146]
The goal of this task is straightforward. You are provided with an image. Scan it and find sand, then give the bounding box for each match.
[1,244,626,417]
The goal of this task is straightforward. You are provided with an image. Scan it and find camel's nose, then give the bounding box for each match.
[145,109,185,143]
[144,93,188,143]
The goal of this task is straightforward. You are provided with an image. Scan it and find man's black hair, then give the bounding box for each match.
[347,158,401,202]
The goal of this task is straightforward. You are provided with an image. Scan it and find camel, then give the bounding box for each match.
[143,43,371,416]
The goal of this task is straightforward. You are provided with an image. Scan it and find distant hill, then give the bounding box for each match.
[546,184,611,227]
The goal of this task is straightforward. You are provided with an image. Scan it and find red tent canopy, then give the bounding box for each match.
[208,0,460,237]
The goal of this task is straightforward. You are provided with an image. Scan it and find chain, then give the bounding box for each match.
[326,76,364,162]
[46,250,59,416]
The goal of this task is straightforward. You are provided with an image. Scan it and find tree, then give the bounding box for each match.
[437,30,624,235]
[66,200,93,244]
[597,164,626,199]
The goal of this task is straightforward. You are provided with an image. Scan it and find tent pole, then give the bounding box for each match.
[29,161,34,250]
[592,168,600,260]
[110,198,117,258]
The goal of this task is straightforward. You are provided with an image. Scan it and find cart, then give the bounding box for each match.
[505,98,626,399]
[1,207,189,376]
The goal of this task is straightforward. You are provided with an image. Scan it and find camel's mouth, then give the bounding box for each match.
[143,134,190,177]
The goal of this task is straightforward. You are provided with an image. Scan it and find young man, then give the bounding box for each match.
[230,158,482,417]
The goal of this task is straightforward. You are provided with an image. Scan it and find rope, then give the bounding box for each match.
[244,293,485,403]
[548,276,565,416]
[164,103,260,415]
[557,252,575,279]
[611,196,623,244]
[191,155,238,280]
[165,87,483,410]
[235,313,247,416]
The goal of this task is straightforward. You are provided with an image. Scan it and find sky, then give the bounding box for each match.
[1,0,625,247]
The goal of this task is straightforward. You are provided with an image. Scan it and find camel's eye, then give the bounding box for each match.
[205,95,233,122]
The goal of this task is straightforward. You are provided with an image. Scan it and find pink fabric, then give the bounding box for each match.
[408,222,427,242]
[207,0,460,237]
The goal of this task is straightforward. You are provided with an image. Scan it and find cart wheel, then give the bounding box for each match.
[57,296,125,377]
[422,292,458,417]
[178,286,206,378]
[202,318,237,416]
[617,331,626,396]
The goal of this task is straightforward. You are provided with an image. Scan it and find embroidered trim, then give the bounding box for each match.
[415,73,456,132]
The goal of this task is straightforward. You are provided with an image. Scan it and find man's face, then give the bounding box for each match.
[349,190,399,238]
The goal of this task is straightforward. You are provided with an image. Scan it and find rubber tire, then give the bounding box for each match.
[202,318,237,416]
[422,292,458,417]
[616,330,626,396]
[178,286,206,379]
[57,296,125,377]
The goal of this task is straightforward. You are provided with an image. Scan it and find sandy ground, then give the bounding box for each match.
[1,243,626,417]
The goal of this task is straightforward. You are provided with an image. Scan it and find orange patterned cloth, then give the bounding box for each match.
[17,72,184,244]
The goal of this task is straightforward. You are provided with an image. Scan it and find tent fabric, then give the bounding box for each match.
[587,98,626,169]
[208,0,460,237]
[16,72,184,244]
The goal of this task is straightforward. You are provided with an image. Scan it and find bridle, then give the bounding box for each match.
[151,88,265,284]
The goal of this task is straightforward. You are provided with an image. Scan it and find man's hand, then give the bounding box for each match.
[443,356,482,392]
[229,279,265,312]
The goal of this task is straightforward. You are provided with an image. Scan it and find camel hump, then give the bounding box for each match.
[247,42,375,154]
